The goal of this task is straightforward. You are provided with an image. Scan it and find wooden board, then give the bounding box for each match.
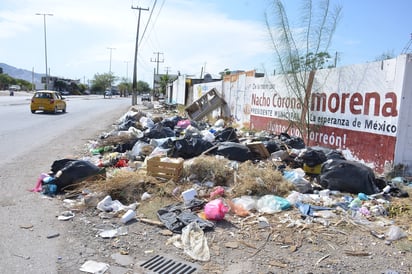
[246,142,270,159]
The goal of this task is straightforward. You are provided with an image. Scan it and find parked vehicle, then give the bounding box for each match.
[30,90,66,114]
[104,90,112,99]
[141,93,151,101]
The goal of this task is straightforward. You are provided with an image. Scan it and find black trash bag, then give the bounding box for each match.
[114,137,138,153]
[264,140,281,153]
[171,137,214,159]
[144,123,175,139]
[319,159,380,195]
[51,159,102,191]
[212,142,253,162]
[157,200,215,233]
[214,127,239,143]
[117,119,137,131]
[161,116,183,130]
[300,148,327,167]
[279,132,305,149]
[51,158,77,173]
[325,150,346,160]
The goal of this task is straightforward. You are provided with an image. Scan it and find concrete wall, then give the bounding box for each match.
[179,54,411,174]
[394,55,412,174]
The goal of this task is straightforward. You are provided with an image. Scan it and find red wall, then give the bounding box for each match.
[250,116,395,173]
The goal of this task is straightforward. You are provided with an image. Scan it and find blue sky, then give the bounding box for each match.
[0,0,411,86]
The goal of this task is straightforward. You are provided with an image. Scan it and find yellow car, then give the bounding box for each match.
[30,90,67,114]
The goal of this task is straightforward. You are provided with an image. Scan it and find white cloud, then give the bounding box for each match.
[1,0,274,84]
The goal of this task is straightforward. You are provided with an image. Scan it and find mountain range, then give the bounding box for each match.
[0,63,44,88]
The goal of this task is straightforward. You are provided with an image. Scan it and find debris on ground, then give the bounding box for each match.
[31,104,412,273]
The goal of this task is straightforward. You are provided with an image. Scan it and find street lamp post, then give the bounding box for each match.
[124,61,129,81]
[36,13,53,90]
[107,47,116,74]
[107,47,115,92]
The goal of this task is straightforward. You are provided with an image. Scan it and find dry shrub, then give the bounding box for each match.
[183,155,234,186]
[152,116,163,124]
[232,160,294,197]
[81,169,177,205]
[98,134,137,147]
[176,105,187,116]
[388,195,412,222]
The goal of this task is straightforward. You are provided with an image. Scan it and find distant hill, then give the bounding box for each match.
[0,63,44,89]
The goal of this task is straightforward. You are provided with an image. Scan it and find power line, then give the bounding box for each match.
[139,0,157,46]
[401,33,412,54]
[139,0,165,49]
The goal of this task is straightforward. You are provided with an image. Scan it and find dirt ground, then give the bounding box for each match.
[45,105,412,274]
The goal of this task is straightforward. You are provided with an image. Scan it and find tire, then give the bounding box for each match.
[62,107,66,113]
[54,107,58,114]
[31,110,36,114]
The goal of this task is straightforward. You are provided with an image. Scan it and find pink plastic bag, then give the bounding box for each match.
[177,119,191,129]
[204,199,229,221]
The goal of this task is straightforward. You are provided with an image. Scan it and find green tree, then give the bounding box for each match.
[78,83,87,94]
[54,80,68,91]
[265,0,341,141]
[0,74,12,90]
[136,80,150,94]
[90,72,117,93]
[158,74,171,95]
[117,77,133,97]
[0,74,32,90]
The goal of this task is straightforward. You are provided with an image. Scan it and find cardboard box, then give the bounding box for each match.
[147,156,184,181]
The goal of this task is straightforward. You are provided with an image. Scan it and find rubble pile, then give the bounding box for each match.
[30,104,412,273]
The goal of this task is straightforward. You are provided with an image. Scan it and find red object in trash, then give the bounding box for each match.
[210,186,225,199]
[115,158,128,168]
[204,199,229,221]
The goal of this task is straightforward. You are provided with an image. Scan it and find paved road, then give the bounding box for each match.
[0,92,132,273]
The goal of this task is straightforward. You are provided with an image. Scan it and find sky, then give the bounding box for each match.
[0,0,411,86]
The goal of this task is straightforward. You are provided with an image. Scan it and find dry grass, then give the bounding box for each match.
[182,155,234,186]
[76,169,178,205]
[232,160,295,197]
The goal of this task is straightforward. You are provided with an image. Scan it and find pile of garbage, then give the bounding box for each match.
[31,106,412,266]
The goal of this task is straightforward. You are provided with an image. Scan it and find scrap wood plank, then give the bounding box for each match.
[246,142,270,159]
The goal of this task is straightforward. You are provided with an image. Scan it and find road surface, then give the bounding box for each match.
[0,91,131,273]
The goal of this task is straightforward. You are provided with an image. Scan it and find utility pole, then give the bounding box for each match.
[131,5,149,105]
[165,66,171,75]
[150,52,164,96]
[151,52,164,75]
[107,47,115,92]
[124,60,130,97]
[124,61,129,81]
[107,47,116,74]
[36,13,53,90]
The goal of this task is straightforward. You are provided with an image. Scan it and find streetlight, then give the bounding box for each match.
[124,61,129,81]
[36,13,53,90]
[107,47,115,92]
[107,47,116,74]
